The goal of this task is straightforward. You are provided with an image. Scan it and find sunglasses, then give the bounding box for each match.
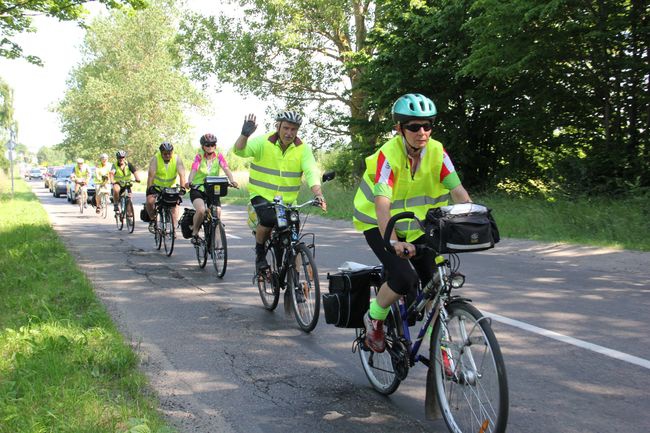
[203,143,217,147]
[403,123,433,132]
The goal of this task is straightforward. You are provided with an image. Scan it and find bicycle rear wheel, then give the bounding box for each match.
[357,305,404,395]
[210,220,227,278]
[288,243,320,332]
[195,223,207,268]
[162,207,175,256]
[125,199,135,233]
[431,302,508,433]
[257,243,280,311]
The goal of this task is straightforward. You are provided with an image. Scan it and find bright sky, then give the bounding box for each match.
[0,2,266,154]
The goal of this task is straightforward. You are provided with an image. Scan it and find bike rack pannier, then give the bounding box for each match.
[425,203,500,253]
[140,204,151,222]
[179,208,196,239]
[323,266,382,328]
[161,187,182,206]
[205,176,229,198]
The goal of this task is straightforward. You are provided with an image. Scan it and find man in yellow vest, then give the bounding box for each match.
[353,93,471,353]
[234,111,327,273]
[71,158,91,204]
[111,150,141,212]
[94,153,113,214]
[145,142,187,230]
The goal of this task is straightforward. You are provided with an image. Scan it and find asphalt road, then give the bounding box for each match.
[33,182,650,433]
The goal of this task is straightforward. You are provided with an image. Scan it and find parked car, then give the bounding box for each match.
[51,166,74,198]
[28,168,43,180]
[66,169,96,204]
[44,166,63,189]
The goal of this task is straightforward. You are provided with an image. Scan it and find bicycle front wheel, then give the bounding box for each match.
[288,243,320,332]
[162,207,175,256]
[257,243,280,311]
[210,220,227,278]
[357,305,404,395]
[79,189,86,214]
[195,223,207,268]
[101,194,108,219]
[125,199,135,233]
[431,302,509,433]
[115,198,124,230]
[154,209,163,250]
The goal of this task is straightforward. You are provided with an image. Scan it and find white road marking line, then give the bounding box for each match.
[485,311,650,370]
[227,233,242,239]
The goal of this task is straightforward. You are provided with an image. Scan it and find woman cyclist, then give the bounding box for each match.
[186,133,238,243]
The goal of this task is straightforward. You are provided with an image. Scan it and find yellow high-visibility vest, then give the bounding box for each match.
[153,152,178,187]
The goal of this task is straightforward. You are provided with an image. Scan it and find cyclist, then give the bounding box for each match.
[352,93,471,353]
[145,141,187,230]
[186,133,239,243]
[234,111,326,273]
[111,150,141,212]
[94,153,113,214]
[71,158,91,205]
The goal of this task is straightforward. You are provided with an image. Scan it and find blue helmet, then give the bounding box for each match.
[391,93,437,123]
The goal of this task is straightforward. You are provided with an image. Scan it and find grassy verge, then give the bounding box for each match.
[223,174,650,251]
[0,172,173,433]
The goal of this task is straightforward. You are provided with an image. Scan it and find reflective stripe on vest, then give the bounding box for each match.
[191,154,221,191]
[154,152,177,187]
[352,135,450,242]
[248,133,304,203]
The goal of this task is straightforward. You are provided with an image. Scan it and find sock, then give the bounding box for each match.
[369,299,390,321]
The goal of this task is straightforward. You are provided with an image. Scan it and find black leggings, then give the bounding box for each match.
[364,227,435,296]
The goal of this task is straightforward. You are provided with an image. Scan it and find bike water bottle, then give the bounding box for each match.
[274,195,288,228]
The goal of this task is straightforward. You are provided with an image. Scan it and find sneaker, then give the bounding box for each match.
[294,282,307,303]
[148,221,156,234]
[96,207,101,214]
[363,311,386,353]
[255,253,269,273]
[191,235,200,246]
[441,346,454,378]
[113,204,119,212]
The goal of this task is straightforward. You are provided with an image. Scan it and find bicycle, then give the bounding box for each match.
[96,175,111,219]
[190,176,230,278]
[353,211,509,433]
[114,181,135,233]
[75,180,88,214]
[151,185,184,257]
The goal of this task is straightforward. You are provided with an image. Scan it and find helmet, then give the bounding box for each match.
[116,150,127,158]
[76,158,84,164]
[99,153,108,160]
[275,110,303,126]
[200,133,217,146]
[159,142,173,152]
[391,93,437,122]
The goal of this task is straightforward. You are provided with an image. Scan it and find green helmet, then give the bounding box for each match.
[391,93,437,122]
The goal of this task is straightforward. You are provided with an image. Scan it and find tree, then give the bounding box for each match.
[0,76,14,130]
[56,0,206,167]
[178,0,381,179]
[0,0,147,65]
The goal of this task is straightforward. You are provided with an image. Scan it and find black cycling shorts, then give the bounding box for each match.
[190,188,220,207]
[251,196,276,228]
[364,227,435,296]
[146,186,159,196]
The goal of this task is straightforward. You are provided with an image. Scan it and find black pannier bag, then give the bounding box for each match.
[179,208,196,239]
[425,203,500,254]
[140,205,151,222]
[323,266,382,328]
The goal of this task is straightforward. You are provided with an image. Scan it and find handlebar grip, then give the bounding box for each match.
[383,211,415,251]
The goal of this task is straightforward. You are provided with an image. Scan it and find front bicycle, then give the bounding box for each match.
[154,186,184,256]
[114,182,134,232]
[77,182,88,214]
[354,208,508,433]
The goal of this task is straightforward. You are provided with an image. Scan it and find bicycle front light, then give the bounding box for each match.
[289,212,299,223]
[450,272,465,289]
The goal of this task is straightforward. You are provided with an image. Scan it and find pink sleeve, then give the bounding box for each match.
[191,154,202,172]
[218,153,229,170]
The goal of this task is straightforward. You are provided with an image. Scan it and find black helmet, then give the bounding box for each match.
[275,111,303,126]
[159,142,173,152]
[200,133,217,146]
[116,150,127,158]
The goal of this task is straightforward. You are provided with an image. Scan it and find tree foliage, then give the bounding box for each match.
[55,0,206,167]
[0,76,14,131]
[0,0,148,65]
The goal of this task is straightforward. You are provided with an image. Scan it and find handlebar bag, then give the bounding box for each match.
[425,203,500,253]
[323,268,381,328]
[161,187,182,206]
[179,208,196,239]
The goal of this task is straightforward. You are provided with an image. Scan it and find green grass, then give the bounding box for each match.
[224,175,650,251]
[0,172,173,433]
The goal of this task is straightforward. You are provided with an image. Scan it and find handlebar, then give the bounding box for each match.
[253,197,323,211]
[151,185,186,195]
[383,211,431,257]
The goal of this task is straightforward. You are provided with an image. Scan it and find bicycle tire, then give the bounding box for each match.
[357,305,404,395]
[79,189,86,214]
[195,223,207,268]
[257,242,280,311]
[210,220,227,278]
[154,208,163,250]
[125,199,135,233]
[162,207,175,256]
[288,243,320,332]
[430,302,509,433]
[115,197,124,230]
[101,193,108,219]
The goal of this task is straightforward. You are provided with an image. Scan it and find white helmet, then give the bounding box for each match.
[76,158,84,164]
